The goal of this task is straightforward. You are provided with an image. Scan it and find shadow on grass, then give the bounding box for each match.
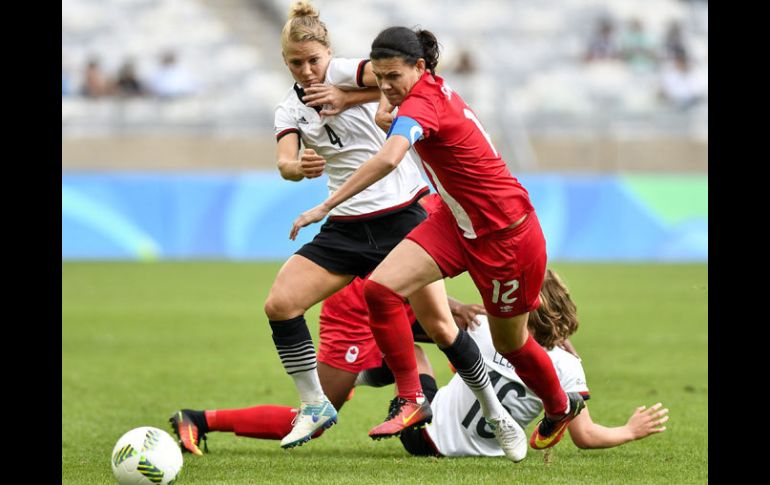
[200,445,412,460]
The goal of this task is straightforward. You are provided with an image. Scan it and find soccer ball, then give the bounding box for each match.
[111,426,183,485]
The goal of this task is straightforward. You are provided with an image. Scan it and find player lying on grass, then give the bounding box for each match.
[170,269,668,459]
[366,269,669,457]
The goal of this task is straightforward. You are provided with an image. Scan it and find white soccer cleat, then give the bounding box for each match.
[486,414,527,463]
[280,398,338,449]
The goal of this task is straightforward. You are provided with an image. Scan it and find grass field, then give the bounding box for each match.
[62,262,708,484]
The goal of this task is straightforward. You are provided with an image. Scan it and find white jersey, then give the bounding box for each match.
[274,58,428,219]
[425,316,590,457]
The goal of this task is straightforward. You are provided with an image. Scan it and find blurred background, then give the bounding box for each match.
[61,0,707,262]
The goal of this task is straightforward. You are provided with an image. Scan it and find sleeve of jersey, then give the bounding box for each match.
[326,58,370,88]
[274,104,299,143]
[395,91,439,139]
[386,116,425,147]
[557,355,591,402]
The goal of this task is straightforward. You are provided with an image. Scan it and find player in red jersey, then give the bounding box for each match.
[290,26,584,454]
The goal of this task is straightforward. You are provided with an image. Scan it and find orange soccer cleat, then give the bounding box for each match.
[529,392,585,450]
[368,397,432,440]
[169,409,208,456]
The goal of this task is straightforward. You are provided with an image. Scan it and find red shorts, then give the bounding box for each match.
[317,277,415,373]
[406,202,547,318]
[317,323,383,374]
[317,278,382,373]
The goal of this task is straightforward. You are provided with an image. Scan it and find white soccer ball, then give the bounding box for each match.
[111,426,183,485]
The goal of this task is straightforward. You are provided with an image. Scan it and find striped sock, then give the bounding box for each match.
[440,329,506,419]
[270,316,325,404]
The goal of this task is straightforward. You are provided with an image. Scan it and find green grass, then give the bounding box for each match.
[62,262,708,484]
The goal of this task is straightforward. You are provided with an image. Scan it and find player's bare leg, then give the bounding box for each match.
[317,363,358,411]
[265,254,353,320]
[264,255,353,448]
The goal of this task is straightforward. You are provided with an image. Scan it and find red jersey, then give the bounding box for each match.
[396,72,533,239]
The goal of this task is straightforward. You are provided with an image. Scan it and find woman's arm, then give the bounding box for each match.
[276,134,326,182]
[303,61,395,130]
[289,134,411,240]
[359,60,378,88]
[567,403,669,449]
[447,296,486,330]
[303,61,381,115]
[375,92,396,133]
[303,84,382,116]
[276,133,303,181]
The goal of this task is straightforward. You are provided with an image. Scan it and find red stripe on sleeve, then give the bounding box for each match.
[276,128,299,142]
[356,59,370,87]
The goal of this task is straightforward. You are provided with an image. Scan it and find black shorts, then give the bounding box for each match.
[399,427,441,457]
[296,201,427,278]
[411,320,433,343]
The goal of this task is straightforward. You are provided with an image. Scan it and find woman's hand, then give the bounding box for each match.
[375,99,396,133]
[303,84,347,116]
[299,148,326,179]
[626,403,669,439]
[290,203,331,241]
[450,301,486,330]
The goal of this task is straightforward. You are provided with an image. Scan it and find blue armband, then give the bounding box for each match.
[386,116,424,147]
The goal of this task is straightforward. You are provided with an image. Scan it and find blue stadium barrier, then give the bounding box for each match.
[62,172,707,262]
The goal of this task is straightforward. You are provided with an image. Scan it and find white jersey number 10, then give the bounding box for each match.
[461,370,526,439]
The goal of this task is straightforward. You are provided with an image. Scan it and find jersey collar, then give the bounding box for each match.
[293,83,322,114]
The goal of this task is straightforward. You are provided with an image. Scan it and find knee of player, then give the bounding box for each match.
[362,279,381,304]
[263,293,298,320]
[362,279,402,309]
[490,329,529,354]
[491,339,521,354]
[427,325,458,347]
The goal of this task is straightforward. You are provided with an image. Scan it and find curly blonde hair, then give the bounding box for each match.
[527,269,579,350]
[281,1,330,52]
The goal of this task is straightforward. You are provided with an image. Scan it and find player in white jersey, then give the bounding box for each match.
[262,1,457,451]
[275,57,427,219]
[358,270,670,458]
[419,315,588,457]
